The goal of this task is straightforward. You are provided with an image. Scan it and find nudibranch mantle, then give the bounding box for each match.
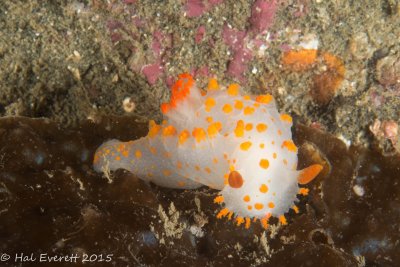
[93,73,322,229]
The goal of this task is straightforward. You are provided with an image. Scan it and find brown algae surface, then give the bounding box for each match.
[0,0,400,266]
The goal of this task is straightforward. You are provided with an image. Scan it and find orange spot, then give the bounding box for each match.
[259,143,265,149]
[176,161,182,169]
[148,120,161,138]
[213,158,218,164]
[192,128,207,143]
[160,103,169,114]
[206,116,213,123]
[280,114,293,123]
[240,141,252,151]
[282,140,298,152]
[177,181,186,187]
[135,150,142,159]
[243,195,250,202]
[245,123,253,131]
[236,217,245,226]
[116,144,125,152]
[259,159,269,169]
[121,150,129,157]
[243,95,251,100]
[292,205,299,214]
[255,94,273,104]
[254,203,264,210]
[205,167,211,174]
[178,130,190,145]
[227,83,240,96]
[298,164,323,184]
[278,129,282,135]
[208,78,219,90]
[260,216,270,229]
[234,120,245,137]
[214,195,224,204]
[268,202,275,209]
[163,125,176,136]
[243,106,255,115]
[247,205,252,210]
[282,49,318,71]
[299,188,309,196]
[161,73,194,114]
[245,217,251,229]
[216,208,229,219]
[283,159,288,165]
[195,165,200,171]
[228,171,243,188]
[115,156,121,161]
[207,122,222,137]
[256,123,268,133]
[259,184,268,193]
[163,169,172,176]
[222,103,233,113]
[205,97,216,112]
[279,215,287,225]
[149,146,157,155]
[234,100,244,109]
[273,153,277,159]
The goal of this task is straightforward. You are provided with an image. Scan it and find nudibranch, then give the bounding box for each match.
[93,73,323,229]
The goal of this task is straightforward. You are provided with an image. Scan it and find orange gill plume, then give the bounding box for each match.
[161,73,194,114]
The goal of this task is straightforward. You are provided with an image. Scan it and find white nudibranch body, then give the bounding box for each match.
[93,73,322,229]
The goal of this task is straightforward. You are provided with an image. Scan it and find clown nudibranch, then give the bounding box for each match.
[93,73,322,229]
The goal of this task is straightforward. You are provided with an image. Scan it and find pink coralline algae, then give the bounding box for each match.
[105,0,279,85]
[222,25,252,83]
[221,0,278,82]
[195,26,206,43]
[142,62,164,86]
[249,0,278,34]
[184,0,224,18]
[140,31,172,85]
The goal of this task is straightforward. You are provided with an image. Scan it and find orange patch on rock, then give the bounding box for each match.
[282,49,345,105]
[282,49,318,71]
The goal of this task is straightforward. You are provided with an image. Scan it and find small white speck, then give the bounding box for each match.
[122,97,136,113]
[353,185,364,197]
[252,67,258,74]
[337,134,351,148]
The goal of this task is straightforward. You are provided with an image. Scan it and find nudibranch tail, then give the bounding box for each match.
[93,136,203,189]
